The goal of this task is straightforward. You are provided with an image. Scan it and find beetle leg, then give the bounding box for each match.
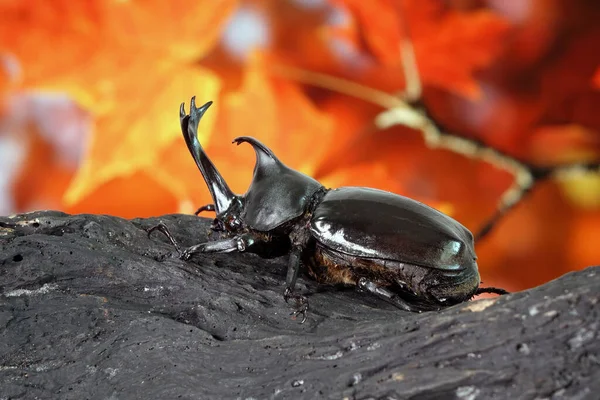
[179,233,258,260]
[285,248,301,290]
[283,247,309,323]
[194,204,215,215]
[147,222,182,253]
[148,222,260,260]
[357,277,432,313]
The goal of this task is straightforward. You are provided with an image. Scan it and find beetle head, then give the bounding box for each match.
[231,136,324,232]
[180,97,244,232]
[213,197,245,233]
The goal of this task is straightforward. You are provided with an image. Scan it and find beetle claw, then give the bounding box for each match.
[284,288,309,323]
[290,299,309,324]
[291,307,308,324]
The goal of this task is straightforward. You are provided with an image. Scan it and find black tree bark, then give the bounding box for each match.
[0,211,598,399]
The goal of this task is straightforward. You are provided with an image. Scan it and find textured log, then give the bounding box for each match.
[0,211,598,399]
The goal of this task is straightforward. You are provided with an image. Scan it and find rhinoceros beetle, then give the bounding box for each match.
[149,97,507,322]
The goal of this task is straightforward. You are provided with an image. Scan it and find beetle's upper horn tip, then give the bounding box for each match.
[193,99,213,114]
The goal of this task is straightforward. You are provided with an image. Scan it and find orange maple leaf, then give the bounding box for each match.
[329,0,403,66]
[0,0,238,207]
[330,0,510,99]
[0,62,7,96]
[529,124,600,165]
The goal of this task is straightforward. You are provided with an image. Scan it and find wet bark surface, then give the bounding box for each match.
[0,211,598,399]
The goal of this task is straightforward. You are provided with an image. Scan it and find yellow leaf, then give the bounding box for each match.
[64,65,221,206]
[559,173,600,209]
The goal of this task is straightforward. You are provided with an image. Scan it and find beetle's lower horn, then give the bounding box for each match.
[180,97,236,214]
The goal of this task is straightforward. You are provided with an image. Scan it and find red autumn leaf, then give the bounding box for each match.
[528,124,600,165]
[331,0,511,99]
[12,131,74,212]
[330,0,403,66]
[568,211,600,268]
[592,66,600,90]
[0,62,8,96]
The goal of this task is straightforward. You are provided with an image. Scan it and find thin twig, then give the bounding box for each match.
[399,39,422,103]
[272,65,407,110]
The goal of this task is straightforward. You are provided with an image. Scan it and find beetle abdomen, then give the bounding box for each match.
[308,245,412,287]
[309,244,481,308]
[310,187,476,271]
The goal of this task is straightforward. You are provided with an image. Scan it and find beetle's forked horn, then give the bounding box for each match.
[180,97,235,214]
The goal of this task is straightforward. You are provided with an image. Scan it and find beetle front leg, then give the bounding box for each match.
[194,204,215,215]
[357,277,434,313]
[147,222,182,253]
[283,247,309,323]
[147,222,259,260]
[179,233,257,260]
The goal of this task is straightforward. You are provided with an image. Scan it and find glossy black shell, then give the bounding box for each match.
[236,137,323,232]
[310,187,476,271]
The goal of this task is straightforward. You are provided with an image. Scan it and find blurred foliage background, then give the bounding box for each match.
[1,0,599,292]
